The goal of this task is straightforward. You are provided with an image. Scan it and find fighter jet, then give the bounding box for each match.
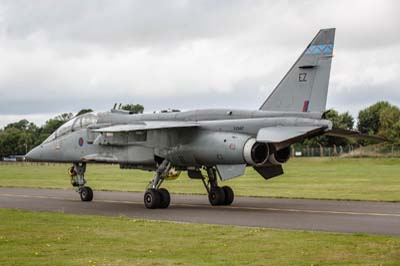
[26,28,381,209]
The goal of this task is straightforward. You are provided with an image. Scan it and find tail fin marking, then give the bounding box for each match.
[260,28,336,114]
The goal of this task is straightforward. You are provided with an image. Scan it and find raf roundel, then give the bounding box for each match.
[78,137,84,147]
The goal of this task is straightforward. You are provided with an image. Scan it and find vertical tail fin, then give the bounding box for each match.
[260,28,335,114]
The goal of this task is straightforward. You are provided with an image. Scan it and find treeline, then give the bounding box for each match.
[0,102,399,158]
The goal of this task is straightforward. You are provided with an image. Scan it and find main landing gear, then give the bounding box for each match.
[68,162,93,202]
[202,168,234,206]
[144,160,171,209]
[144,161,234,209]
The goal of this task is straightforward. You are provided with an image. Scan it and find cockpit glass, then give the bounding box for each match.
[43,132,56,144]
[56,119,75,137]
[81,114,98,128]
[43,112,98,144]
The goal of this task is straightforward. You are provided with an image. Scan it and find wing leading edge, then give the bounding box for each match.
[256,126,327,145]
[94,121,200,133]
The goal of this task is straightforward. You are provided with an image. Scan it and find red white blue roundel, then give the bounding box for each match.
[78,137,84,147]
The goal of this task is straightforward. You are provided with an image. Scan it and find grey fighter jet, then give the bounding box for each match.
[26,28,380,209]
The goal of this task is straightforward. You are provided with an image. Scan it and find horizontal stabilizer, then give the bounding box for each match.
[94,121,199,133]
[257,126,326,144]
[324,128,386,143]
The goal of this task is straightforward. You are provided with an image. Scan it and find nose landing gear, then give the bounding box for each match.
[69,162,93,202]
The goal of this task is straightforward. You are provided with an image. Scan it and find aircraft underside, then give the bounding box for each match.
[69,160,240,208]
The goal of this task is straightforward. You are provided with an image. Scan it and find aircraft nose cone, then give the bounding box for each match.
[25,146,42,162]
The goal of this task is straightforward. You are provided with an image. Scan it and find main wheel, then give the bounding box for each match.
[208,187,225,206]
[158,188,171,209]
[144,189,161,209]
[80,186,93,202]
[222,186,234,205]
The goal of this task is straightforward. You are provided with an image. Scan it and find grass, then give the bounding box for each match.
[0,208,399,266]
[0,157,400,201]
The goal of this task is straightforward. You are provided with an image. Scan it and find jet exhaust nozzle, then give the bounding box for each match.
[243,138,270,166]
[268,146,291,165]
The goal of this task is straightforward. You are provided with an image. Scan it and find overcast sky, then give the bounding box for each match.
[0,0,399,128]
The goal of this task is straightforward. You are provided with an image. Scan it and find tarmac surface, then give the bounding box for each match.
[0,187,399,236]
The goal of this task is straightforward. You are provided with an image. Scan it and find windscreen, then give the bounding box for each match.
[43,112,98,143]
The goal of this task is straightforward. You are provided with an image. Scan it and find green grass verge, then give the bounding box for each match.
[1,158,400,201]
[0,208,399,266]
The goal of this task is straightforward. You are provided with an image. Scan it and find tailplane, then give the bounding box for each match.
[260,28,335,114]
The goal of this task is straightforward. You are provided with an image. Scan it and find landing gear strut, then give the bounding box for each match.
[144,160,171,209]
[202,167,234,206]
[68,162,93,202]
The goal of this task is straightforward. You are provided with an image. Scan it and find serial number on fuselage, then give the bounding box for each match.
[233,126,244,131]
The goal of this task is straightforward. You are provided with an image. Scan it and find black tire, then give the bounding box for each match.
[158,188,171,209]
[144,189,161,209]
[80,186,93,202]
[222,186,234,205]
[208,187,225,206]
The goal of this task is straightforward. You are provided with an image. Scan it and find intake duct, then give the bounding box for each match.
[243,138,270,166]
[269,146,291,165]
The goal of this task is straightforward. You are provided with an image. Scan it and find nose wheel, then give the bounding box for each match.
[79,186,93,201]
[69,162,94,202]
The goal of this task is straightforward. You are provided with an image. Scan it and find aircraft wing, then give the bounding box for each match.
[93,121,200,133]
[324,128,386,143]
[256,126,326,144]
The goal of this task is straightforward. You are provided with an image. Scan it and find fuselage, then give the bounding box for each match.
[26,108,330,169]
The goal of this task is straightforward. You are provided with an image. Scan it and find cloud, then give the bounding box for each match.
[0,0,399,127]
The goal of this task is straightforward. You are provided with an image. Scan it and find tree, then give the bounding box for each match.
[121,104,144,114]
[357,101,391,134]
[378,105,400,143]
[76,109,93,116]
[337,112,354,130]
[55,113,74,122]
[0,126,36,157]
[357,101,400,144]
[0,119,41,157]
[4,119,38,132]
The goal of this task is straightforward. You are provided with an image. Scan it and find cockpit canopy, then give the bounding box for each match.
[43,113,98,143]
